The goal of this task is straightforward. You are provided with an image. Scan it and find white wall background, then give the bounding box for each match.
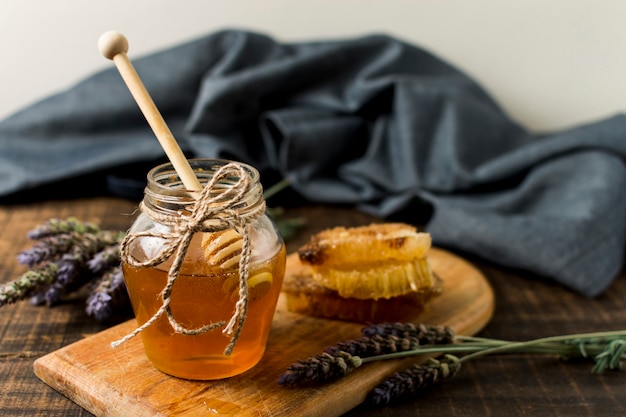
[0,0,624,132]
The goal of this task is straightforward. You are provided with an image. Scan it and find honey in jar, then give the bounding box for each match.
[120,159,286,380]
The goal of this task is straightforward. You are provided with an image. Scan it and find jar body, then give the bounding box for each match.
[122,159,286,380]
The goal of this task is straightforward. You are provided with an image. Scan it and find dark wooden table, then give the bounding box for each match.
[1,197,625,416]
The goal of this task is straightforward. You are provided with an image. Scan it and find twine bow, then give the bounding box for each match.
[112,163,266,355]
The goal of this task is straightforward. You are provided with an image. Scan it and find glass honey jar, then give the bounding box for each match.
[119,159,286,380]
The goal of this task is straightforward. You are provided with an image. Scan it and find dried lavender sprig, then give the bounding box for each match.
[26,217,100,239]
[326,334,438,358]
[18,230,124,267]
[280,327,455,386]
[278,351,363,385]
[31,231,125,306]
[85,266,128,321]
[279,326,626,394]
[0,263,58,306]
[367,354,461,406]
[3,217,131,319]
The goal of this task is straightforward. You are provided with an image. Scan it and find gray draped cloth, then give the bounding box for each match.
[0,30,624,297]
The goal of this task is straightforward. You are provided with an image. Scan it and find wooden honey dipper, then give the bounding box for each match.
[98,30,201,192]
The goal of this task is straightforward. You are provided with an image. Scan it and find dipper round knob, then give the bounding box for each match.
[98,31,129,60]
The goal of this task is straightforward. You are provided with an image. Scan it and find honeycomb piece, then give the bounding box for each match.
[282,254,442,322]
[311,257,435,299]
[298,223,431,268]
[297,223,435,300]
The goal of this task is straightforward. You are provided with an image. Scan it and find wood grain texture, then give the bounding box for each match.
[33,248,494,417]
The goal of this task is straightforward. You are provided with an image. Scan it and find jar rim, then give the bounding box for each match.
[146,158,260,195]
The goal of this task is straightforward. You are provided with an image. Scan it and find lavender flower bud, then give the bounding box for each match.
[86,292,113,321]
[88,244,120,274]
[43,256,94,306]
[362,322,456,345]
[85,267,129,321]
[42,283,66,307]
[29,291,48,306]
[326,334,424,357]
[278,351,363,385]
[56,257,79,285]
[367,354,461,406]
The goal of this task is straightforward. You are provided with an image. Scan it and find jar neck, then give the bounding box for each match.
[142,159,264,222]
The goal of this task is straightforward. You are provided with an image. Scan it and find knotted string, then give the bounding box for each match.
[112,163,266,355]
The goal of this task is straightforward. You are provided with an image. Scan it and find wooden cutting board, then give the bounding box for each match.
[34,248,494,417]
